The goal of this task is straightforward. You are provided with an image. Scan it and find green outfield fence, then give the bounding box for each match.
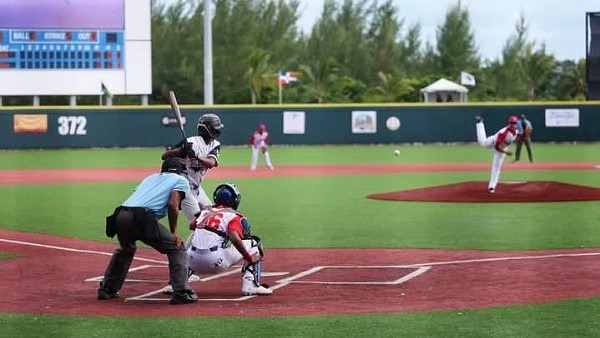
[1,102,598,149]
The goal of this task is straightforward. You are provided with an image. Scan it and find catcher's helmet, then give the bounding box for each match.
[213,183,241,210]
[161,157,187,174]
[198,113,224,139]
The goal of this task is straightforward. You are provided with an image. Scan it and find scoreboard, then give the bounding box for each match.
[0,0,151,96]
[0,29,124,70]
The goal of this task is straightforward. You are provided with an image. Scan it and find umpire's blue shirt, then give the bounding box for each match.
[122,173,189,219]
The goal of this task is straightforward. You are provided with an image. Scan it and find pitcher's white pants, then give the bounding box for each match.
[476,122,505,191]
[250,147,274,171]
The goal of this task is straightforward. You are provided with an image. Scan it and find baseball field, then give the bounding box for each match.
[1,144,600,337]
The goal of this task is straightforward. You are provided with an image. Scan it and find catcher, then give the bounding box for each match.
[186,183,272,296]
[249,123,274,171]
[513,114,534,163]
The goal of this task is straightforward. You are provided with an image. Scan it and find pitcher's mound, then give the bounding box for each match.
[367,181,600,203]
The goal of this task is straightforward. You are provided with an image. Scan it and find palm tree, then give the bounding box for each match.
[245,49,274,104]
[518,43,555,101]
[299,58,338,103]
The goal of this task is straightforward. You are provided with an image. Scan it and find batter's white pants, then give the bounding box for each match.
[187,239,260,289]
[476,122,506,191]
[181,187,212,222]
[250,147,274,171]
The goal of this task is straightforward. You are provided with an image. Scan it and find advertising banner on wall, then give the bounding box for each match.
[352,110,377,133]
[545,108,580,127]
[283,111,305,134]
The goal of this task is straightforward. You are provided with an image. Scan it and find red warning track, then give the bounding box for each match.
[1,229,600,317]
[0,162,598,185]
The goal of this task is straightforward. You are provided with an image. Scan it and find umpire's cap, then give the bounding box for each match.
[161,157,187,174]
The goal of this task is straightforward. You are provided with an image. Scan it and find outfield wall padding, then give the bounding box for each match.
[0,103,598,149]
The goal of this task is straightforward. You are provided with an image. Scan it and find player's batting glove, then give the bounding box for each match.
[182,142,195,158]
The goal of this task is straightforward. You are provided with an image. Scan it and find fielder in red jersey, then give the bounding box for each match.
[475,115,519,193]
[249,123,274,171]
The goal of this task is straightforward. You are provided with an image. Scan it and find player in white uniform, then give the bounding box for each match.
[187,183,272,296]
[249,123,274,171]
[162,113,224,221]
[475,115,519,193]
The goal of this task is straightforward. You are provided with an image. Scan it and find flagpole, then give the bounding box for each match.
[278,70,282,105]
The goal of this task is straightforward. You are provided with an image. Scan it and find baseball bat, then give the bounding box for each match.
[167,90,187,141]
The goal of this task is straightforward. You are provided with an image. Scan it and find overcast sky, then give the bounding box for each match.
[157,0,598,61]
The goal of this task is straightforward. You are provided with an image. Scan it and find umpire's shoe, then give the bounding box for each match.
[97,286,120,300]
[170,289,198,304]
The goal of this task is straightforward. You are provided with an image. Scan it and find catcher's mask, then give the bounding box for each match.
[161,157,187,174]
[198,113,224,139]
[213,183,241,210]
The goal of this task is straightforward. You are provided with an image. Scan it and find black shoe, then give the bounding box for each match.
[97,287,119,300]
[170,289,198,304]
[475,116,483,123]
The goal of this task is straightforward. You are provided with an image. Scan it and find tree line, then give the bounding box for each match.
[3,0,587,106]
[150,0,585,105]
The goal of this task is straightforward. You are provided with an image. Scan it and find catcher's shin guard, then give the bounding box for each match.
[241,236,268,287]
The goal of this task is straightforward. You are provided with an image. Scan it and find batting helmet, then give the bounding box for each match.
[161,157,187,174]
[213,183,241,210]
[198,113,224,139]
[508,115,519,123]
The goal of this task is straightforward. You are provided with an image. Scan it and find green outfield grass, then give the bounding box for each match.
[1,144,599,337]
[0,143,599,169]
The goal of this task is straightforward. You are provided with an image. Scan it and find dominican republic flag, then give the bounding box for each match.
[279,71,297,85]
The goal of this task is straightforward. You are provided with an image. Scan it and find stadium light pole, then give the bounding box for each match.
[203,0,214,105]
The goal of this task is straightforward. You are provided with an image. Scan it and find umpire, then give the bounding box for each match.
[98,157,198,304]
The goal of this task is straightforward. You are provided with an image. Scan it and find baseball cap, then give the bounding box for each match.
[508,115,519,123]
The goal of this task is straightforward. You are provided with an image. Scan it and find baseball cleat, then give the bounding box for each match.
[242,285,273,296]
[475,116,483,123]
[488,187,495,193]
[170,289,198,304]
[97,287,119,300]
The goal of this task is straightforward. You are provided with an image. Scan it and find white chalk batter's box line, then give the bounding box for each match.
[3,237,600,302]
[85,264,430,302]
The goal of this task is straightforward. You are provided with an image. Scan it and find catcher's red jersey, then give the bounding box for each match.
[190,206,243,249]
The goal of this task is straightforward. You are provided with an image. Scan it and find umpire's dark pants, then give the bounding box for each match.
[101,206,190,293]
[515,136,533,162]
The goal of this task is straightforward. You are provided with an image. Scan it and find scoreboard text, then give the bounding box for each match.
[0,29,124,70]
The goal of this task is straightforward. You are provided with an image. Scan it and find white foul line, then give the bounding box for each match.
[0,237,167,264]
